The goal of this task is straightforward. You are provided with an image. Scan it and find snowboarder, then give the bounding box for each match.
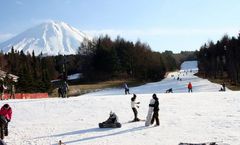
[150,94,160,126]
[145,94,156,126]
[124,83,130,94]
[165,88,173,93]
[0,104,12,137]
[131,94,140,122]
[188,82,192,92]
[99,111,121,128]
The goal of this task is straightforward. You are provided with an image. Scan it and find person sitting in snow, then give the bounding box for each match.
[219,82,226,92]
[107,111,118,124]
[0,104,12,136]
[131,94,140,121]
[165,88,173,93]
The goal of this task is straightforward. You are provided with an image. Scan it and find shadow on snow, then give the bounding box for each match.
[51,125,150,145]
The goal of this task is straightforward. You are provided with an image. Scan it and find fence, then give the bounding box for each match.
[2,93,48,99]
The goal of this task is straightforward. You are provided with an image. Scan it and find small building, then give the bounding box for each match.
[0,70,19,82]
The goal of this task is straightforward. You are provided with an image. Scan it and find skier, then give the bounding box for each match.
[131,94,140,122]
[150,94,160,126]
[124,83,130,94]
[187,82,192,92]
[145,94,156,126]
[0,104,12,136]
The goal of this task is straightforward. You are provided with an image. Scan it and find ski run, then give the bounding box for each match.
[1,61,239,145]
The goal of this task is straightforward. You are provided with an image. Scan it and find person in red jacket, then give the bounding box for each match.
[0,104,12,136]
[188,82,193,92]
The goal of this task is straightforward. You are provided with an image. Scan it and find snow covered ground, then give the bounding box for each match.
[2,61,240,145]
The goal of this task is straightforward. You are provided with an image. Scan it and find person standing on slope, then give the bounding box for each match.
[150,94,160,126]
[145,94,156,126]
[0,81,7,100]
[9,84,15,99]
[131,94,140,122]
[0,104,12,136]
[62,81,69,98]
[187,82,193,93]
[124,83,130,94]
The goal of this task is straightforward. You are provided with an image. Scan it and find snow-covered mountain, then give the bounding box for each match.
[0,21,91,56]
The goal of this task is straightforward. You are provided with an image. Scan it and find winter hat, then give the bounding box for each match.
[152,93,157,99]
[3,104,9,109]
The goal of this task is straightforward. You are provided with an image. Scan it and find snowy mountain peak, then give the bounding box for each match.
[0,20,91,56]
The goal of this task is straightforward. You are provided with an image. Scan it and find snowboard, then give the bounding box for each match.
[99,122,121,128]
[145,98,155,126]
[145,107,154,126]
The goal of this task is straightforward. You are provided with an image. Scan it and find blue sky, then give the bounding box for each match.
[0,0,240,53]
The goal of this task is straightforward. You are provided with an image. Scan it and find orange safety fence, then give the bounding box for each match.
[2,93,48,99]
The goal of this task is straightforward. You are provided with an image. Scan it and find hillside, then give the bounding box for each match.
[2,61,239,145]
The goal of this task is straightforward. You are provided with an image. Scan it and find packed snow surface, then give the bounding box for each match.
[0,20,91,56]
[2,61,240,145]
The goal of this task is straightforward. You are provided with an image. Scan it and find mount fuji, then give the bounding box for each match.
[0,21,91,56]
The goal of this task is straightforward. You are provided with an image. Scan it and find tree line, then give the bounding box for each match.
[0,35,193,93]
[197,34,240,85]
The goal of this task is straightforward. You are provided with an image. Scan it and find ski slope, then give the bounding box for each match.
[2,61,240,145]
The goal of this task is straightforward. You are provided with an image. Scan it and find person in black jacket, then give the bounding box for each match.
[150,94,159,126]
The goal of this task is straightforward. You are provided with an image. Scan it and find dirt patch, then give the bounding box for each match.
[50,80,145,97]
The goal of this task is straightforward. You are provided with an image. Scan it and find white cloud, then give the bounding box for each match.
[0,33,14,43]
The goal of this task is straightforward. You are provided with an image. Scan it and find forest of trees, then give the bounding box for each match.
[0,35,193,93]
[197,34,240,86]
